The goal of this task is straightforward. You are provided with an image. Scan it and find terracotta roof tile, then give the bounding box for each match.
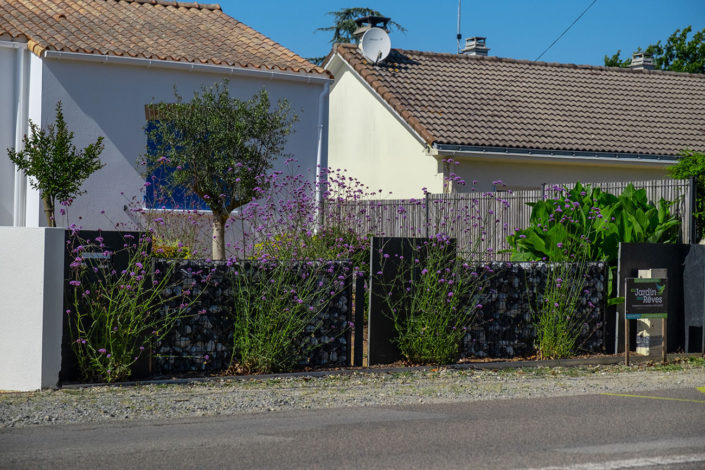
[334,43,705,156]
[0,0,330,77]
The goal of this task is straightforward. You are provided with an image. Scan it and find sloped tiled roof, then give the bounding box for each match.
[0,0,329,76]
[333,43,705,157]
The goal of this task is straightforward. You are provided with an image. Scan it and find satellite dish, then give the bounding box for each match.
[360,27,391,64]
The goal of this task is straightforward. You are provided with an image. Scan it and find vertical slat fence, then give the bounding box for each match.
[323,178,692,259]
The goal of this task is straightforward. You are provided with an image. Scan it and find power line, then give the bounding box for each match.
[534,0,597,61]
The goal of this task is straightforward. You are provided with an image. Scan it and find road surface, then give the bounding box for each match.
[2,386,705,469]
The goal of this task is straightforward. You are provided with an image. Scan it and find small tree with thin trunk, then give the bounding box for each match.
[7,101,104,227]
[141,82,296,260]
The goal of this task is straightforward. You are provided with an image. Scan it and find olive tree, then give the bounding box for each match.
[7,101,104,227]
[141,81,296,260]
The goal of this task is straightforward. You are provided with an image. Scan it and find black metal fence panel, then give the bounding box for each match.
[684,246,705,353]
[617,242,690,354]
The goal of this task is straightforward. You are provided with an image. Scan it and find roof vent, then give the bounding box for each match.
[461,37,489,56]
[629,52,654,70]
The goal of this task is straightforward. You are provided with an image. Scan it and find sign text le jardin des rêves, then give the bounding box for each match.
[625,278,668,320]
[624,277,669,364]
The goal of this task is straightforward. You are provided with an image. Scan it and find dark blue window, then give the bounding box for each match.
[144,121,210,211]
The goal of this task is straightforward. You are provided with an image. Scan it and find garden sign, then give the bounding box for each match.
[624,277,668,364]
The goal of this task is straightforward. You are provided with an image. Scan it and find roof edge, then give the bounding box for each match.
[331,44,436,145]
[36,47,331,76]
[1,2,330,76]
[27,39,44,57]
[335,43,705,79]
[232,16,330,76]
[42,49,334,83]
[328,49,430,147]
[118,0,222,11]
[0,38,27,48]
[0,37,46,56]
[434,144,680,164]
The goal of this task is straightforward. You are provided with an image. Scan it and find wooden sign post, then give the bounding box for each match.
[624,277,668,365]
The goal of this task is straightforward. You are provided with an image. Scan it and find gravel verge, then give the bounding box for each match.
[1,360,704,429]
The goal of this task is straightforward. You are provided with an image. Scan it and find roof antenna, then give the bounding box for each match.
[456,0,462,54]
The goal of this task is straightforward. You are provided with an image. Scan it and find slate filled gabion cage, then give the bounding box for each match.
[461,261,607,359]
[367,236,608,364]
[152,259,353,375]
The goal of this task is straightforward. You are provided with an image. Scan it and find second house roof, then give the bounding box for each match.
[332,43,705,157]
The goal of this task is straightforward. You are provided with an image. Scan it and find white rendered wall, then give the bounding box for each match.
[0,46,17,226]
[326,57,443,198]
[24,53,44,227]
[37,58,327,230]
[446,155,670,192]
[0,227,64,391]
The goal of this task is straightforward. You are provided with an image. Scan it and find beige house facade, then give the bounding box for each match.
[325,43,705,197]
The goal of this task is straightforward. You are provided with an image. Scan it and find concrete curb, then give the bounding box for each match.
[59,353,703,390]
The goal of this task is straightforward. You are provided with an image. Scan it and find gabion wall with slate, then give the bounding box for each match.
[152,259,353,375]
[367,236,608,364]
[461,261,607,359]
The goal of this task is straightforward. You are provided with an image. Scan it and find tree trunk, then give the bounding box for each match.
[212,216,227,260]
[42,196,56,228]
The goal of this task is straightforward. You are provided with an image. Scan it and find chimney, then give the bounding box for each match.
[461,37,489,56]
[629,52,654,70]
[353,15,390,40]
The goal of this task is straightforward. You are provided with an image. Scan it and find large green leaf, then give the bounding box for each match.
[506,182,682,267]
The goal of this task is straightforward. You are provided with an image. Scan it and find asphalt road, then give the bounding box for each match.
[2,387,705,469]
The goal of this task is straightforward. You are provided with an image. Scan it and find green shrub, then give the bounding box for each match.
[507,182,680,305]
[66,232,200,382]
[507,182,681,264]
[669,150,705,240]
[379,240,484,364]
[252,227,368,263]
[152,237,192,259]
[533,260,593,359]
[229,260,350,374]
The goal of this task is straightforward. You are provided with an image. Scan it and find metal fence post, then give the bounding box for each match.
[425,192,430,239]
[691,176,697,243]
[354,275,365,367]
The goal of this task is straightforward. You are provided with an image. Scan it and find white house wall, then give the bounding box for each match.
[0,227,64,391]
[0,46,16,226]
[446,155,670,192]
[34,57,326,230]
[327,58,443,198]
[25,52,43,227]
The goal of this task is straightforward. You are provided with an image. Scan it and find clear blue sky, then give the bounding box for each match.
[219,0,705,66]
